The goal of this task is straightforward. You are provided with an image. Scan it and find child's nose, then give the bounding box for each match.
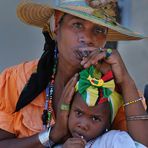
[77,119,89,131]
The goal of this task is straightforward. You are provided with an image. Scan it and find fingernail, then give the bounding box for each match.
[83,64,88,69]
[74,73,79,77]
[81,61,84,65]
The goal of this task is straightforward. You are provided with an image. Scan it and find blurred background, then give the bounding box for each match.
[0,0,148,92]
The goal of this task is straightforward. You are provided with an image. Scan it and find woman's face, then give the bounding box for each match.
[56,14,107,67]
[68,93,111,142]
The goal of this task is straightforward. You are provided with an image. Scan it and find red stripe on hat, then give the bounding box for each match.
[98,98,108,104]
[102,70,113,82]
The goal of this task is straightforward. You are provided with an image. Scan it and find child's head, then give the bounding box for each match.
[68,92,111,141]
[68,66,123,141]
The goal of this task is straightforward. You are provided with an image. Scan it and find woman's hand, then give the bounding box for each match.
[50,74,78,143]
[80,48,130,84]
[63,138,86,148]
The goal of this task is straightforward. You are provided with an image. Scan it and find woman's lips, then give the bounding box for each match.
[81,50,91,57]
[74,50,91,60]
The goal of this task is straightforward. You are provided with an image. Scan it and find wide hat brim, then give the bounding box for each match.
[17,1,146,41]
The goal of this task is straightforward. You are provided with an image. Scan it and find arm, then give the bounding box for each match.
[0,74,78,147]
[0,63,78,148]
[81,48,148,146]
[0,64,45,148]
[108,50,148,146]
[119,72,148,146]
[49,74,79,143]
[0,129,44,148]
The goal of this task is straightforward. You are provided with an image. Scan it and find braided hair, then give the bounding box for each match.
[15,31,56,112]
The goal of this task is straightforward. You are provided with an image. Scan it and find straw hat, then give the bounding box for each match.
[17,0,146,41]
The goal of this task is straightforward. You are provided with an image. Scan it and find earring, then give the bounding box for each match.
[105,128,109,132]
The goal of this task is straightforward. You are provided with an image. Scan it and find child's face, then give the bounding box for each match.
[68,93,111,141]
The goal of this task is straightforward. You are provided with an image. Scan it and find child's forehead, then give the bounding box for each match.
[73,93,110,114]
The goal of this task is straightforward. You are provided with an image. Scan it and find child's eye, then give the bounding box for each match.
[92,116,102,122]
[72,22,83,30]
[75,110,83,117]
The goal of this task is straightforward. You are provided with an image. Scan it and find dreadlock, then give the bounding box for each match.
[15,31,56,112]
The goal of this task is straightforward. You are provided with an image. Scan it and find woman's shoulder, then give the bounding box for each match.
[0,59,38,81]
[0,59,39,112]
[0,59,44,137]
[1,59,38,89]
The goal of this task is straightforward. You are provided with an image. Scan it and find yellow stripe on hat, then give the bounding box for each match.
[86,86,99,106]
[103,79,115,91]
[109,91,123,122]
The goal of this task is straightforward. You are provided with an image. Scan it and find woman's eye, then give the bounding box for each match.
[94,26,107,35]
[72,22,83,30]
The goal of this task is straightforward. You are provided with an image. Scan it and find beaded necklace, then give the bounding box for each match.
[42,47,58,130]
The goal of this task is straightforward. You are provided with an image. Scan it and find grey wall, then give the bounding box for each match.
[118,0,148,92]
[0,0,148,92]
[0,0,44,71]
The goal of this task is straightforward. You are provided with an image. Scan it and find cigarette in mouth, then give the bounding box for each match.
[81,50,90,57]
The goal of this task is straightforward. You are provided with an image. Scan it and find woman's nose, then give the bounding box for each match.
[78,31,94,46]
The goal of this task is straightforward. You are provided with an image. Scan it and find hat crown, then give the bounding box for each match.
[49,0,89,7]
[52,0,116,6]
[50,0,116,9]
[50,0,117,21]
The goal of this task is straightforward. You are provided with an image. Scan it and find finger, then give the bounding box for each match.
[61,74,78,103]
[61,73,78,99]
[59,89,75,113]
[87,51,103,65]
[83,48,116,68]
[58,73,79,115]
[83,51,106,68]
[68,138,86,146]
[81,138,87,145]
[81,49,99,65]
[59,88,75,113]
[104,49,120,65]
[65,73,78,90]
[63,73,78,91]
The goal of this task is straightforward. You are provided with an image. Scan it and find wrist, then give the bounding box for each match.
[50,124,69,143]
[120,74,135,88]
[49,124,62,143]
[38,127,55,148]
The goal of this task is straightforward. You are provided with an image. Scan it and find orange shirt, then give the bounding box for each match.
[0,60,126,138]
